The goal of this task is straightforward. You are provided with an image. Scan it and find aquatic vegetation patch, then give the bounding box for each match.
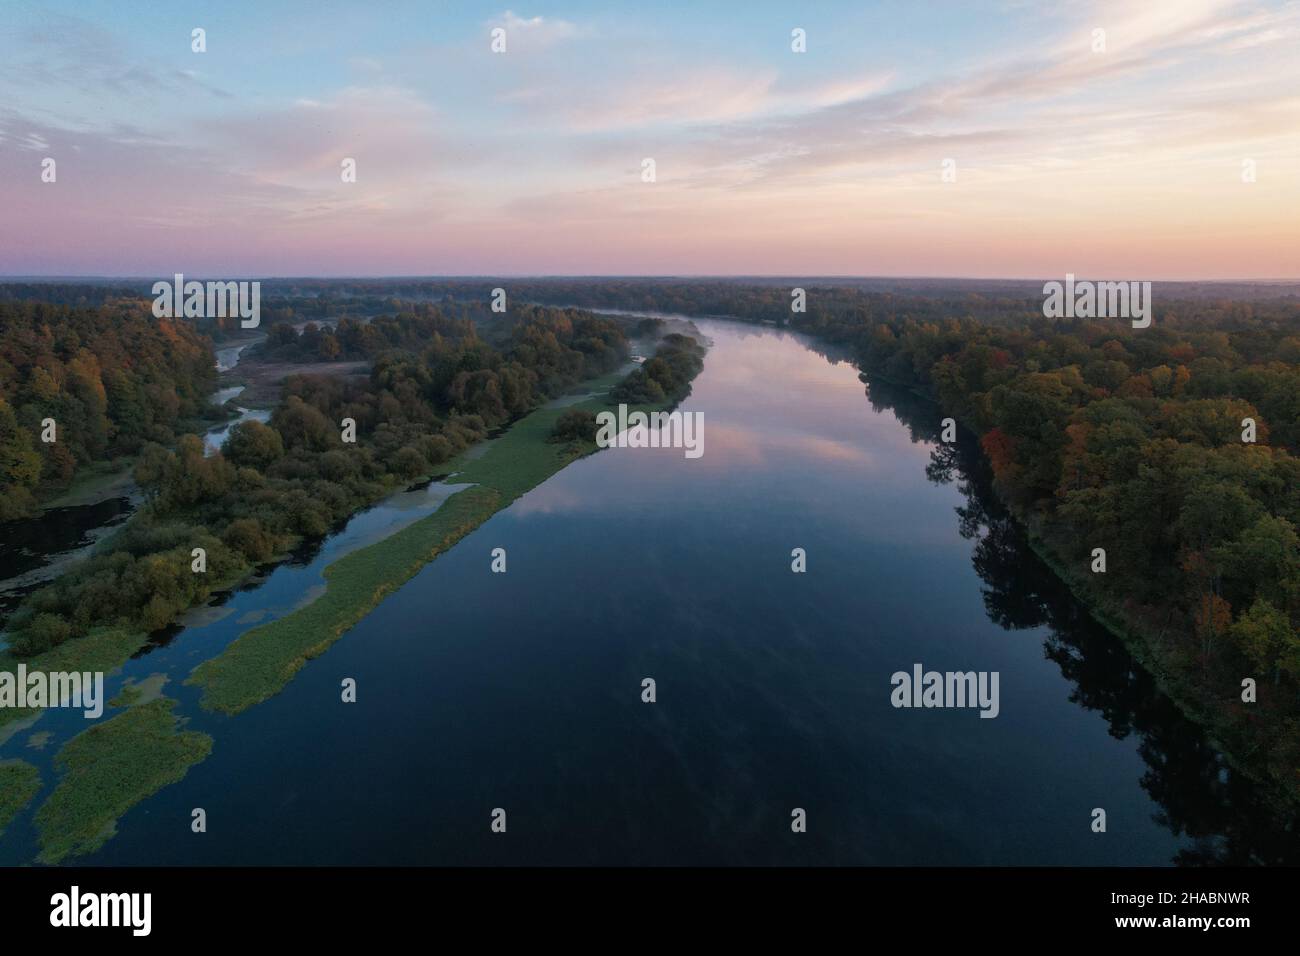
[34,697,212,864]
[0,760,40,836]
[187,485,504,715]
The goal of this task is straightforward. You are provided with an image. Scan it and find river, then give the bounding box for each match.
[2,316,1296,865]
[203,385,271,456]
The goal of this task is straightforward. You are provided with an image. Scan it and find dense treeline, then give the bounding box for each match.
[0,283,144,306]
[255,308,478,363]
[252,300,621,366]
[866,376,1300,862]
[611,333,707,405]
[182,276,1300,306]
[208,276,1299,323]
[854,315,1300,797]
[549,334,707,446]
[4,304,628,655]
[0,301,216,519]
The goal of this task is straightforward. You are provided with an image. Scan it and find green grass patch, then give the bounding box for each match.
[108,684,143,709]
[188,485,503,715]
[34,696,212,864]
[450,400,606,500]
[0,628,148,731]
[0,760,41,837]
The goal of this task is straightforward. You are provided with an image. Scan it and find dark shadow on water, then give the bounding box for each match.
[407,473,450,491]
[864,375,1300,866]
[133,621,184,656]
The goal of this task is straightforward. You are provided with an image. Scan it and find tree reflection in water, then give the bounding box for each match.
[863,372,1300,866]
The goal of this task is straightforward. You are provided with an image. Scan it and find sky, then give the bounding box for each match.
[0,0,1297,279]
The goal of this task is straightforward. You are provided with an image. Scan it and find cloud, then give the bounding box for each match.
[0,13,231,102]
[628,0,1300,186]
[2,0,1296,278]
[492,10,584,50]
[561,68,780,129]
[537,68,897,131]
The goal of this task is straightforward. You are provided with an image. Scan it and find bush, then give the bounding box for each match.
[389,446,428,479]
[549,408,598,444]
[223,518,274,563]
[222,420,284,470]
[7,613,74,656]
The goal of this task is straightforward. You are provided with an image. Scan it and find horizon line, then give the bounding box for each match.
[4,274,1300,285]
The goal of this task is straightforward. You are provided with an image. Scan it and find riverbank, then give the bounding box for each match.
[39,460,138,510]
[860,363,1300,811]
[575,303,1300,811]
[0,345,702,862]
[2,347,666,734]
[1019,520,1300,811]
[186,369,690,715]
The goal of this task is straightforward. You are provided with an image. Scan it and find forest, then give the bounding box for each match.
[1,298,629,656]
[610,333,707,406]
[0,300,216,519]
[861,311,1299,795]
